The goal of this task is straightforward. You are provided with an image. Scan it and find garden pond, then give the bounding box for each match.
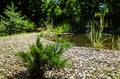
[53,34,120,50]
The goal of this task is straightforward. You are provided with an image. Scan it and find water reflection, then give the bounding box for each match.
[60,34,120,50]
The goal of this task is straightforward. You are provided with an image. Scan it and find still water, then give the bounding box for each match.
[59,34,120,50]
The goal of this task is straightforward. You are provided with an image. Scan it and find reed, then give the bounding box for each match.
[117,36,120,50]
[86,15,109,48]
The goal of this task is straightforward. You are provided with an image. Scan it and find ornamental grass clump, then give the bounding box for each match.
[86,20,107,48]
[117,36,120,50]
[18,36,72,79]
[86,4,110,49]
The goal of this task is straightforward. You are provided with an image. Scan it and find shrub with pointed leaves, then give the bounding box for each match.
[18,36,73,78]
[0,2,35,35]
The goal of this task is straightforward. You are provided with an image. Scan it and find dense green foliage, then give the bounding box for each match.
[0,2,35,35]
[0,0,119,34]
[55,22,71,33]
[18,36,72,78]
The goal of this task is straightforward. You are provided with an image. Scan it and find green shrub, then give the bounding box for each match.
[18,36,72,79]
[55,22,71,34]
[0,2,35,35]
[55,25,63,34]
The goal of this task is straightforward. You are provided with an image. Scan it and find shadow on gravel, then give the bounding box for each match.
[6,71,64,79]
[6,71,27,79]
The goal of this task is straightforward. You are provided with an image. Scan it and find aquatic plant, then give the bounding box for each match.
[87,20,103,48]
[86,17,108,48]
[117,36,120,50]
[86,5,110,49]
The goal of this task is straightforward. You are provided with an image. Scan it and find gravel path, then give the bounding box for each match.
[0,33,120,79]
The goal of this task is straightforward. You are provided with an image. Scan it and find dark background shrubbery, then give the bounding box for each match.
[0,0,120,34]
[0,2,35,35]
